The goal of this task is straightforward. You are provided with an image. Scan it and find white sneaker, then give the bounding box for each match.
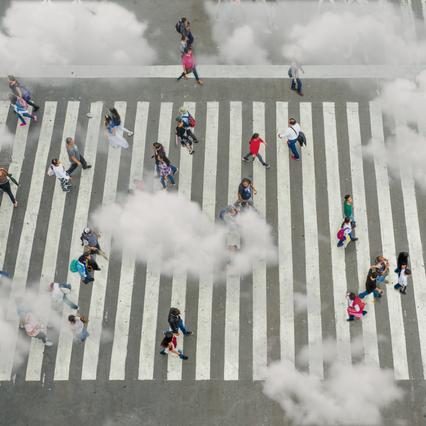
[45,340,53,347]
[127,131,134,137]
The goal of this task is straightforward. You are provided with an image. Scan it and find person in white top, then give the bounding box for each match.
[278,117,301,160]
[394,267,411,295]
[47,158,71,192]
[68,314,89,342]
[48,282,78,310]
[289,61,304,96]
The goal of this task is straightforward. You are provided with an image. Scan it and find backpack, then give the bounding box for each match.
[69,259,79,273]
[288,67,293,78]
[337,228,345,240]
[297,131,307,147]
[188,113,196,128]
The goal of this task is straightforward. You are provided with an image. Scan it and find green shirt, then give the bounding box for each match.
[344,201,353,218]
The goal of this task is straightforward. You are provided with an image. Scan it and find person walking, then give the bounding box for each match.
[104,114,129,149]
[219,205,240,223]
[394,267,411,295]
[168,307,192,336]
[395,252,409,276]
[80,228,108,260]
[288,61,304,96]
[242,133,270,168]
[65,137,91,176]
[178,105,199,143]
[106,107,134,136]
[68,314,89,342]
[358,271,383,300]
[337,217,358,247]
[0,167,18,207]
[47,158,71,192]
[23,312,53,346]
[75,252,100,285]
[346,292,367,321]
[237,178,256,208]
[8,75,40,111]
[158,156,177,190]
[278,117,302,161]
[370,255,390,284]
[48,282,79,311]
[9,94,37,127]
[159,330,188,360]
[177,47,203,85]
[176,119,194,154]
[343,194,356,227]
[176,17,194,47]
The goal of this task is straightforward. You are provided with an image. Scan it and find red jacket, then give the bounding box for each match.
[249,137,265,155]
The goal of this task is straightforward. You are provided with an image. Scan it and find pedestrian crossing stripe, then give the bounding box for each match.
[0,98,424,382]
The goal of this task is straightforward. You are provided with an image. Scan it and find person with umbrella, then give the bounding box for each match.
[0,167,18,208]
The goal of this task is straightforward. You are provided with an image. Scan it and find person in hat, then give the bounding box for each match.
[80,228,108,260]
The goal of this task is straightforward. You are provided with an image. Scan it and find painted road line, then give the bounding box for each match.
[224,101,242,381]
[346,102,379,367]
[25,101,79,381]
[300,102,323,378]
[109,102,149,380]
[81,101,127,380]
[54,102,103,381]
[167,102,195,381]
[138,102,173,380]
[276,102,295,366]
[322,102,351,366]
[369,101,409,380]
[196,102,219,380]
[252,102,267,380]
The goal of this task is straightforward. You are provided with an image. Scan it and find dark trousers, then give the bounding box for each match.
[0,181,16,204]
[66,155,88,175]
[243,152,267,165]
[291,78,302,94]
[178,67,200,82]
[25,98,40,111]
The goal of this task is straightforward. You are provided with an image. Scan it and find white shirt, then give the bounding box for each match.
[47,164,69,180]
[51,282,66,304]
[398,269,408,287]
[70,318,84,336]
[278,123,300,141]
[290,62,303,79]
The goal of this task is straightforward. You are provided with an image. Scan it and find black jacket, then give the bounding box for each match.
[168,312,181,334]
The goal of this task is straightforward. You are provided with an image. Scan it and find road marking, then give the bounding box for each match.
[138,102,173,380]
[300,102,323,378]
[224,101,242,380]
[167,102,195,380]
[109,102,149,380]
[54,102,103,381]
[276,102,295,366]
[322,102,351,365]
[196,102,219,380]
[0,103,56,381]
[252,102,268,380]
[346,102,379,367]
[369,101,409,379]
[25,101,79,381]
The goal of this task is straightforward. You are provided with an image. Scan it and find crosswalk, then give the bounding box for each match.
[0,97,426,383]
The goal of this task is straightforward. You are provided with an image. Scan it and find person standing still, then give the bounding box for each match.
[0,167,18,208]
[278,118,301,161]
[289,61,304,96]
[242,133,270,168]
[65,137,92,176]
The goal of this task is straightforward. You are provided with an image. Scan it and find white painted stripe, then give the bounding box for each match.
[224,101,241,381]
[322,102,351,365]
[167,102,195,380]
[81,101,127,380]
[276,102,295,366]
[369,101,409,380]
[346,102,380,367]
[138,102,173,380]
[25,101,80,381]
[0,103,57,381]
[400,0,416,41]
[109,102,149,380]
[300,103,323,378]
[196,102,219,380]
[54,102,103,381]
[423,0,426,31]
[252,102,267,380]
[1,65,424,79]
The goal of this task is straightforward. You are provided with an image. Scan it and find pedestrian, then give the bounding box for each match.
[237,178,256,208]
[343,194,356,228]
[370,255,390,284]
[158,156,177,190]
[242,133,270,168]
[47,158,71,192]
[65,137,92,176]
[337,217,358,247]
[394,267,411,295]
[8,75,40,111]
[76,252,100,285]
[68,314,89,342]
[104,114,129,149]
[346,292,367,321]
[288,61,304,96]
[23,312,53,346]
[358,271,383,300]
[0,167,18,208]
[168,307,193,336]
[178,105,199,143]
[48,282,79,311]
[159,330,188,360]
[278,117,302,161]
[177,47,203,85]
[106,107,134,136]
[8,94,37,127]
[395,252,409,276]
[176,17,194,47]
[176,119,194,154]
[0,270,11,278]
[80,227,108,260]
[219,205,240,223]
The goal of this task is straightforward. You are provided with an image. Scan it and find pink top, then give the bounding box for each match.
[182,51,194,70]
